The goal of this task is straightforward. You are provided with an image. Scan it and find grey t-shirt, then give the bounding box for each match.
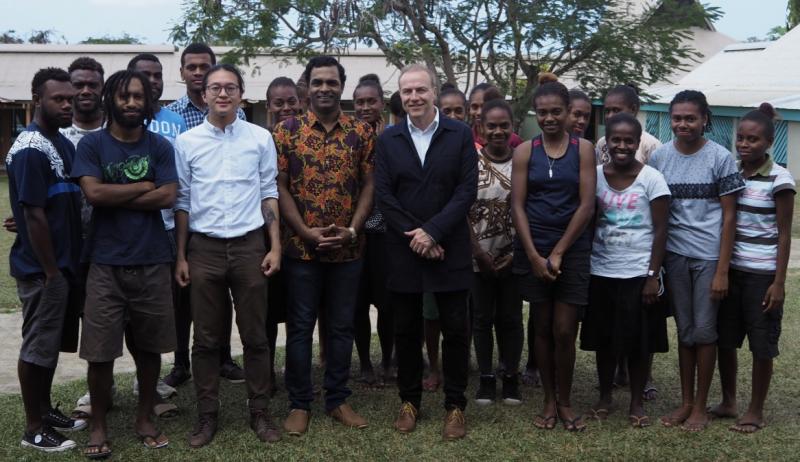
[648,139,745,260]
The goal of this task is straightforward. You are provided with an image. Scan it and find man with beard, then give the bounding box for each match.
[274,55,374,435]
[7,67,85,453]
[165,43,245,385]
[72,70,177,457]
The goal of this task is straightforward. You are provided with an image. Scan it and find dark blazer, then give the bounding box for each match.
[374,114,478,293]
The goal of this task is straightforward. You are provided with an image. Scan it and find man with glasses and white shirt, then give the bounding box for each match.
[174,64,282,447]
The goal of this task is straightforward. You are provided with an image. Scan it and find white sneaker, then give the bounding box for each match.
[132,378,177,399]
[75,383,118,407]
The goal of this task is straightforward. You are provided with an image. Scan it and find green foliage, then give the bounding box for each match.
[0,29,62,44]
[0,30,24,44]
[789,0,800,29]
[171,0,718,124]
[80,33,144,44]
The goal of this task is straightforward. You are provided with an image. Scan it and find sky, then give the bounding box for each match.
[0,0,790,45]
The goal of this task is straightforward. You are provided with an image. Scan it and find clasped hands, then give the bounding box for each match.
[304,224,354,252]
[405,228,444,261]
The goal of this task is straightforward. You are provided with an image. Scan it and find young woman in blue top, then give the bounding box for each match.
[511,72,596,431]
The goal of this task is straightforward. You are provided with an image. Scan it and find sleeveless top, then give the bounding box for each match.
[513,134,591,272]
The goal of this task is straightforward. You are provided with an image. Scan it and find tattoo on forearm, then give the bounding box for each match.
[264,207,277,226]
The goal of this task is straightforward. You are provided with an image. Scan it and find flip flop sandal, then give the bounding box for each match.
[138,431,169,449]
[533,414,557,430]
[84,441,112,460]
[629,415,651,428]
[729,421,765,434]
[642,385,658,401]
[153,402,178,419]
[561,416,587,432]
[587,408,610,421]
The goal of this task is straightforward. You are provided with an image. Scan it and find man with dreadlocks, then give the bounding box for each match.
[72,70,178,457]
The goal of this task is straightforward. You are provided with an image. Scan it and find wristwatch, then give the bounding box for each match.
[348,226,357,243]
[647,269,657,277]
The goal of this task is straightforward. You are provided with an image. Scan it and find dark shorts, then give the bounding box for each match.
[718,269,782,359]
[80,263,175,363]
[17,272,82,368]
[580,276,668,356]
[516,250,590,306]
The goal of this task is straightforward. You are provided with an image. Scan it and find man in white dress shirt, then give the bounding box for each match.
[174,64,282,447]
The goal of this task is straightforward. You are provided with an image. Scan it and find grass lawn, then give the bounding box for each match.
[0,176,18,313]
[1,274,800,461]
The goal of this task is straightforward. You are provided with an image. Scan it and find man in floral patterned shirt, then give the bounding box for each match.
[273,55,375,436]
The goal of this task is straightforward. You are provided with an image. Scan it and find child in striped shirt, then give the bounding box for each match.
[711,103,795,434]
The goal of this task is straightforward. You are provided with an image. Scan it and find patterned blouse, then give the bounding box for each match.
[273,111,375,262]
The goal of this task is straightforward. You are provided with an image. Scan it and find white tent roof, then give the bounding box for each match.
[649,26,800,110]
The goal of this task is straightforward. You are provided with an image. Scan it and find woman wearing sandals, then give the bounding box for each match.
[649,90,745,432]
[511,73,595,432]
[580,113,670,428]
[709,103,794,433]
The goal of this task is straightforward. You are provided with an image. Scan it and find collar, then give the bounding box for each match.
[179,94,206,113]
[739,154,774,178]
[307,110,350,132]
[202,115,240,134]
[407,108,439,134]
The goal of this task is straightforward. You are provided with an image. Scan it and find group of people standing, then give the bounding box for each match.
[8,42,792,458]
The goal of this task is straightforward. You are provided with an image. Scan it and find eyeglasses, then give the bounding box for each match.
[206,84,241,96]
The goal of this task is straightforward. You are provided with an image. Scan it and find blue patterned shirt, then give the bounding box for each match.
[166,94,246,129]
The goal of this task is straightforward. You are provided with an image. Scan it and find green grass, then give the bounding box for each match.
[0,176,18,312]
[2,277,800,461]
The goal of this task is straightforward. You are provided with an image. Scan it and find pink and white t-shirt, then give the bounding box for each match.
[591,164,671,278]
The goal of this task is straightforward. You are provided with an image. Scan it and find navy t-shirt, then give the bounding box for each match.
[72,129,176,266]
[6,123,83,278]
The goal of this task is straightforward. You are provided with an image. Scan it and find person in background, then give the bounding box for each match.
[470,98,524,407]
[266,76,303,130]
[469,83,523,149]
[352,73,395,388]
[438,83,467,122]
[510,72,595,432]
[649,90,744,432]
[710,103,794,434]
[388,90,406,124]
[9,67,85,453]
[580,113,670,428]
[596,84,661,165]
[566,89,592,139]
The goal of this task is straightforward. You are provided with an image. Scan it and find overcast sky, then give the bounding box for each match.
[0,0,789,45]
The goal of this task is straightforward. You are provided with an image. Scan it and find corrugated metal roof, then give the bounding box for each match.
[0,44,401,103]
[649,25,800,110]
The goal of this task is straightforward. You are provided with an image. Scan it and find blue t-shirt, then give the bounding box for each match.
[148,107,187,230]
[72,129,177,266]
[6,123,82,278]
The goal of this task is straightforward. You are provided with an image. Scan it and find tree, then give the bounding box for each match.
[789,0,800,29]
[0,30,24,44]
[80,33,144,44]
[171,0,719,123]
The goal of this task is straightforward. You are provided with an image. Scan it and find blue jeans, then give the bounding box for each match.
[284,258,363,412]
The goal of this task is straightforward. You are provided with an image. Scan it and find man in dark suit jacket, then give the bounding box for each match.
[374,63,477,441]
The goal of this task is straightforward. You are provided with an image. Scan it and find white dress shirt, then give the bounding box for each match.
[174,117,279,238]
[407,108,440,165]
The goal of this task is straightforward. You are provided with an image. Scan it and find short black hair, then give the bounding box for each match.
[469,82,493,100]
[266,76,297,102]
[481,98,514,123]
[67,57,104,77]
[438,83,466,107]
[569,89,590,105]
[31,67,71,97]
[605,84,640,112]
[605,112,642,141]
[102,70,154,130]
[669,89,712,132]
[202,63,245,93]
[181,43,216,66]
[354,73,383,99]
[304,56,346,86]
[389,91,405,119]
[533,73,570,109]
[128,53,161,70]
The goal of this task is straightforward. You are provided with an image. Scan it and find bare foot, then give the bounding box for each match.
[588,398,614,420]
[707,403,738,419]
[729,410,765,434]
[422,372,440,392]
[681,410,711,432]
[660,404,693,427]
[522,368,541,387]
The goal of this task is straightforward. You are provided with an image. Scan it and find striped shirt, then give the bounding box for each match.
[731,156,795,274]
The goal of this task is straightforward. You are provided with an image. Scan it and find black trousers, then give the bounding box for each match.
[391,290,469,411]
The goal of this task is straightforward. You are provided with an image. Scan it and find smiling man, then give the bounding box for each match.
[8,67,85,453]
[273,55,375,436]
[72,70,178,457]
[174,64,282,447]
[374,63,478,440]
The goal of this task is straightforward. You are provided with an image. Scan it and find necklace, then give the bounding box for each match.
[543,135,567,178]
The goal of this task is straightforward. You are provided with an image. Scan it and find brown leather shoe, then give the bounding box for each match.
[250,409,281,443]
[283,409,310,436]
[442,408,466,441]
[393,402,418,434]
[328,403,368,429]
[188,412,218,448]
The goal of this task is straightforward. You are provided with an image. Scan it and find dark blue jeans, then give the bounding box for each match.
[284,257,363,412]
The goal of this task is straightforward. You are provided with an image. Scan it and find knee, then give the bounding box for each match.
[692,326,718,345]
[552,325,576,347]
